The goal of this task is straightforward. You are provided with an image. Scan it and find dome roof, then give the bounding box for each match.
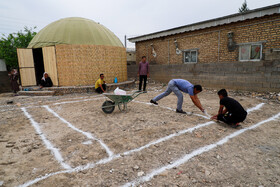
[28,17,123,48]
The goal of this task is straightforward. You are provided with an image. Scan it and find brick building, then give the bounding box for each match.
[128,4,280,92]
[126,48,136,65]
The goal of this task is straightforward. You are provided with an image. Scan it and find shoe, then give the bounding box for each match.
[234,123,241,128]
[176,109,187,114]
[150,100,158,105]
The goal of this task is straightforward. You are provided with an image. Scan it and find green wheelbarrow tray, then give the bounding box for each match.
[101,91,145,114]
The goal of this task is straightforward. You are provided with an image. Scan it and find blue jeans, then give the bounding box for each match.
[152,80,183,110]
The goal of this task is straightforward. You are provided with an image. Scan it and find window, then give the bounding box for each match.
[239,44,262,61]
[183,50,197,63]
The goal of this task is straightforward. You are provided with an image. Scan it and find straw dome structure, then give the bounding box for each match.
[28,17,123,48]
[18,17,127,87]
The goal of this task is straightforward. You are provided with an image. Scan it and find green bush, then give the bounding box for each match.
[0,27,37,70]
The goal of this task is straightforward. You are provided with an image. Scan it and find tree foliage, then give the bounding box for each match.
[239,0,250,13]
[0,27,37,70]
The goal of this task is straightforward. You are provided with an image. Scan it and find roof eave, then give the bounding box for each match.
[128,3,280,43]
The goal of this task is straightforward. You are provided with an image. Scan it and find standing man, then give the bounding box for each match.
[95,74,106,94]
[150,79,204,114]
[138,56,149,92]
[211,89,247,127]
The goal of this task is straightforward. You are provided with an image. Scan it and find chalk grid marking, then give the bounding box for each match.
[122,111,280,187]
[18,103,266,187]
[43,105,113,157]
[21,107,72,170]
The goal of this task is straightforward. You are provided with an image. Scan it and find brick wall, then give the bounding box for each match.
[127,60,280,92]
[55,44,127,86]
[127,50,136,64]
[135,14,280,64]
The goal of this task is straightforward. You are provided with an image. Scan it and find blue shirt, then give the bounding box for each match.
[173,79,194,96]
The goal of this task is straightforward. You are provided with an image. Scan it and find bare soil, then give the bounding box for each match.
[0,83,279,187]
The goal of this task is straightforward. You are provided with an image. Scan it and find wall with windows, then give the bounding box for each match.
[127,60,280,92]
[130,14,280,91]
[134,14,280,64]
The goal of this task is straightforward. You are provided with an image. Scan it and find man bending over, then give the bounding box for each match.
[150,79,204,114]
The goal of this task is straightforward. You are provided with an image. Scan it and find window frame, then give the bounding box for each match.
[183,49,198,64]
[238,43,263,62]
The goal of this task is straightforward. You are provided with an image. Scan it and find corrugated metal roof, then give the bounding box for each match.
[128,3,280,43]
[28,17,123,48]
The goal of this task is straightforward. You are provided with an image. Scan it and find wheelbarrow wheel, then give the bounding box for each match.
[102,101,115,114]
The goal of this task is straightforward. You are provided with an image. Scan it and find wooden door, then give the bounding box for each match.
[17,48,36,86]
[42,46,58,86]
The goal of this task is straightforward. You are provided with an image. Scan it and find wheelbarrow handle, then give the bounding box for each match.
[131,90,145,99]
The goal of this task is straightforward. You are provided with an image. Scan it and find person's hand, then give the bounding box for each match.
[211,115,217,120]
[147,73,150,78]
[137,73,139,77]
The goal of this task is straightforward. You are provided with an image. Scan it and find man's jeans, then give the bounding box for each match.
[152,80,183,110]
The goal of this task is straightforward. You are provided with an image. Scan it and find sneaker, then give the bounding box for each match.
[176,109,187,114]
[150,100,158,105]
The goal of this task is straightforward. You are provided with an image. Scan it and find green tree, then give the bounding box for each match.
[0,27,37,70]
[239,0,250,13]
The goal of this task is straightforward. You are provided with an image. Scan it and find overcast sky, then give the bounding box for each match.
[0,0,279,48]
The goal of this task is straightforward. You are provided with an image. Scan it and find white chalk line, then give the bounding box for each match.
[122,111,280,187]
[132,100,210,119]
[0,108,19,112]
[121,103,265,158]
[43,105,113,157]
[0,104,14,108]
[0,95,103,112]
[52,97,103,105]
[247,103,265,113]
[20,107,71,170]
[1,95,96,108]
[18,103,265,187]
[133,101,264,119]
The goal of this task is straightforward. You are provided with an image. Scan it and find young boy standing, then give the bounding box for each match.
[211,89,247,126]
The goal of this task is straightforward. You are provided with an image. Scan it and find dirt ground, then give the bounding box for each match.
[0,83,279,187]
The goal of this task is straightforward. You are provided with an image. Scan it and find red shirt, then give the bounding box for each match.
[138,61,149,75]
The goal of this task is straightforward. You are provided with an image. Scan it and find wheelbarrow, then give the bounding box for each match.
[101,91,145,114]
